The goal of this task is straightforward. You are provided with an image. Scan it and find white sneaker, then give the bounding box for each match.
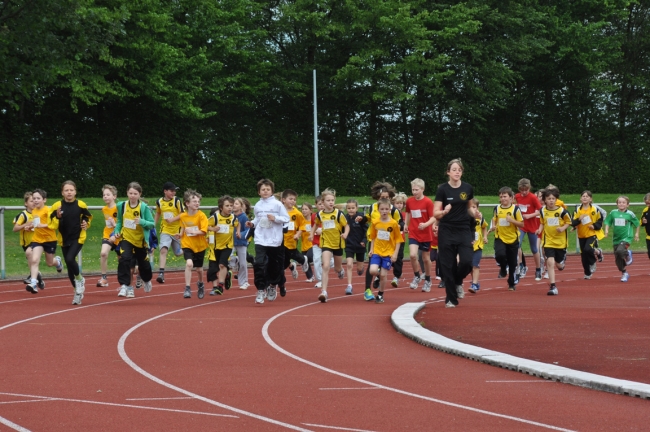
[435,276,441,280]
[118,285,128,297]
[266,285,277,302]
[456,284,465,299]
[305,277,314,283]
[55,256,63,272]
[72,292,83,305]
[318,290,328,303]
[126,287,135,298]
[445,301,456,308]
[621,272,629,282]
[143,280,152,292]
[338,269,345,279]
[255,290,265,304]
[543,271,549,279]
[584,274,591,280]
[301,256,310,273]
[589,263,597,274]
[625,250,633,266]
[291,264,298,280]
[391,277,399,287]
[135,275,143,289]
[239,282,249,290]
[74,277,86,295]
[409,276,421,289]
[422,280,432,293]
[315,281,322,288]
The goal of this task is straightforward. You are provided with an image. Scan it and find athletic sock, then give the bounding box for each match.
[414,271,420,278]
[424,275,431,282]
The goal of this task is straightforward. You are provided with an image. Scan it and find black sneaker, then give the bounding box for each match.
[210,286,223,296]
[37,273,45,290]
[197,282,205,299]
[26,283,38,294]
[23,276,31,284]
[280,286,287,297]
[597,248,603,262]
[373,277,380,289]
[183,287,191,298]
[156,273,165,284]
[508,285,516,291]
[498,268,507,278]
[225,271,232,290]
[438,281,445,288]
[375,295,384,304]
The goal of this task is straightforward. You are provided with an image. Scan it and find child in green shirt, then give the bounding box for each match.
[604,196,640,282]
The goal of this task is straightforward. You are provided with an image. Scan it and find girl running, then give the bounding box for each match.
[26,189,63,294]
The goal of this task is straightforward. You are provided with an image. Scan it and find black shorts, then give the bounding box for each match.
[322,247,343,257]
[211,247,232,268]
[22,245,29,252]
[183,248,206,268]
[29,241,57,255]
[544,248,566,263]
[345,247,365,262]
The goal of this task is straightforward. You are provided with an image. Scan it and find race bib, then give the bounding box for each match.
[217,224,230,233]
[614,218,626,227]
[377,230,390,241]
[519,205,528,213]
[474,232,479,241]
[185,226,199,236]
[323,220,336,230]
[163,212,174,220]
[259,218,272,229]
[411,209,422,218]
[287,222,295,231]
[32,217,41,227]
[498,218,510,227]
[547,217,559,227]
[124,218,137,230]
[208,233,215,244]
[105,218,115,228]
[581,216,591,226]
[305,225,312,232]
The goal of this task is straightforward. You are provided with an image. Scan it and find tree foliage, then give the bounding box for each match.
[2,0,649,198]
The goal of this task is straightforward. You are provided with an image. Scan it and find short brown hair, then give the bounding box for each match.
[498,186,514,197]
[257,178,275,193]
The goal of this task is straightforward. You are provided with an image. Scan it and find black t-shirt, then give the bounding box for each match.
[434,181,474,229]
[344,212,368,248]
[52,200,92,247]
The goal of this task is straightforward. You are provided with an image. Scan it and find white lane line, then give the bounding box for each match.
[0,399,54,405]
[0,294,71,305]
[116,294,314,432]
[125,397,194,401]
[0,392,237,418]
[262,300,576,432]
[302,423,377,432]
[318,387,380,391]
[0,415,31,432]
[486,380,556,383]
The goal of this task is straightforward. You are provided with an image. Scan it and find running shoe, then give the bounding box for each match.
[391,277,399,287]
[305,278,314,283]
[143,280,152,292]
[469,283,480,293]
[589,263,597,274]
[543,271,549,279]
[456,285,465,299]
[409,276,421,290]
[597,248,603,262]
[74,277,85,295]
[96,278,109,288]
[210,286,223,296]
[266,285,277,302]
[55,256,63,272]
[519,264,528,278]
[357,267,365,276]
[338,269,345,279]
[373,277,380,289]
[26,282,38,294]
[375,295,384,304]
[255,290,265,304]
[621,272,629,282]
[535,269,542,281]
[584,274,591,280]
[508,285,516,291]
[498,268,507,278]
[514,273,519,285]
[625,250,633,266]
[363,288,375,301]
[301,256,310,273]
[118,285,128,297]
[126,287,135,298]
[197,282,205,299]
[156,273,165,283]
[345,285,353,295]
[318,290,328,303]
[315,281,322,288]
[225,271,232,290]
[184,287,191,298]
[135,275,143,289]
[445,301,456,308]
[240,282,250,290]
[37,273,45,290]
[291,264,298,280]
[422,280,432,293]
[280,286,287,297]
[547,286,558,296]
[72,292,83,305]
[23,275,31,285]
[438,281,445,288]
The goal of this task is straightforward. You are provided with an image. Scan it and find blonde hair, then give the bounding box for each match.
[410,178,425,189]
[321,188,336,199]
[393,192,407,204]
[183,188,202,204]
[617,195,630,205]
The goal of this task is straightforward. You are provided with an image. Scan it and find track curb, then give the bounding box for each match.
[391,302,650,400]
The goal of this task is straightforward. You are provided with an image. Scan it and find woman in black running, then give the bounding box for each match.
[434,159,475,308]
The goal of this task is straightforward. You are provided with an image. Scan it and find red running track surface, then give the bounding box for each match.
[0,261,648,431]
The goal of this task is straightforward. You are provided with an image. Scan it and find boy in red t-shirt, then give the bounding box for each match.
[405,178,436,292]
[514,178,543,280]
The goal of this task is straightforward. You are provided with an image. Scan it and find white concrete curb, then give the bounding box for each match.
[391,302,650,400]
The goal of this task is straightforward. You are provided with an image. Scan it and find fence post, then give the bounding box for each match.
[1,207,5,279]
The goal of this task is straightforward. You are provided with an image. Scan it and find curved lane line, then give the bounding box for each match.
[116,295,313,432]
[261,298,576,432]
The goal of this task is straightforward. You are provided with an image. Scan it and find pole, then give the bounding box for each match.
[0,208,5,279]
[313,69,319,197]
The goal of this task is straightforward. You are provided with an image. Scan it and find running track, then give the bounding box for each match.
[0,263,648,431]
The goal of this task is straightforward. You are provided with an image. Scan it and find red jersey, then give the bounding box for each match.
[405,196,434,242]
[514,192,542,233]
[311,213,321,247]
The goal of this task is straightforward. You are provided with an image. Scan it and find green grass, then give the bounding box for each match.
[1,194,648,278]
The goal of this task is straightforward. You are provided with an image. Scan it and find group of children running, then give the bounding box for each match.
[12,175,650,306]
